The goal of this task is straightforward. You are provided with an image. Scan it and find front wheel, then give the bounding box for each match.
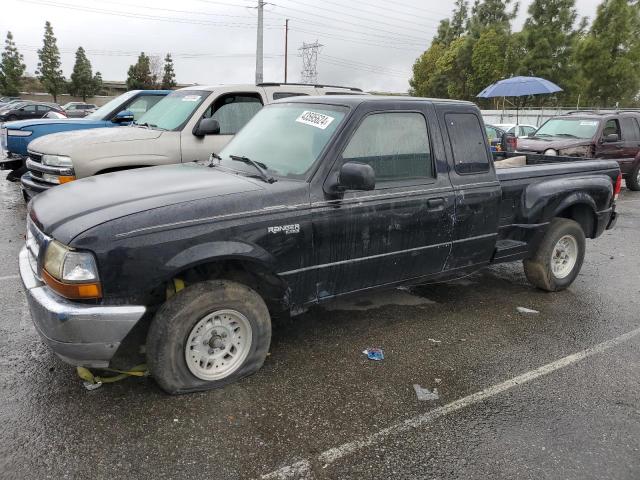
[147,280,272,394]
[626,162,640,191]
[524,218,586,292]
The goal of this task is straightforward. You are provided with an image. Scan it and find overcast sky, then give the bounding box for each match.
[0,0,602,93]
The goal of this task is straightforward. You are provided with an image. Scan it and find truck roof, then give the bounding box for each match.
[175,83,363,93]
[273,95,476,107]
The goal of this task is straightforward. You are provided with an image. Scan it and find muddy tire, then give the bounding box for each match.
[524,218,586,292]
[627,162,640,191]
[147,280,271,394]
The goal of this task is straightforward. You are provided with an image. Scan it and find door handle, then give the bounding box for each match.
[427,198,445,209]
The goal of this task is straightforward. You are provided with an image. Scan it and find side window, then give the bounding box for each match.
[603,119,621,139]
[36,105,51,114]
[523,126,536,136]
[485,126,497,140]
[342,112,433,184]
[23,105,37,113]
[620,117,640,141]
[126,96,163,121]
[203,93,263,135]
[445,113,490,175]
[273,92,308,100]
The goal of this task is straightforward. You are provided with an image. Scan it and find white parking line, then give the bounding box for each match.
[0,274,19,281]
[262,325,640,478]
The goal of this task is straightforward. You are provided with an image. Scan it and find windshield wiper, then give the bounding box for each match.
[133,121,164,130]
[229,154,276,183]
[555,133,579,138]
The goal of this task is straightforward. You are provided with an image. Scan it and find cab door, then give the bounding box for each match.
[437,106,501,270]
[311,102,455,298]
[180,89,266,162]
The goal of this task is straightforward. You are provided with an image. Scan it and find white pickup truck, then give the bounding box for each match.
[21,83,363,197]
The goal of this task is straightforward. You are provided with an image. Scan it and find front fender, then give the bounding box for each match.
[165,240,278,277]
[523,175,612,224]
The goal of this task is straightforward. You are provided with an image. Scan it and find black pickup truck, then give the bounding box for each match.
[20,96,620,394]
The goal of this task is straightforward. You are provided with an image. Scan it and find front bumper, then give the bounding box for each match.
[19,247,146,368]
[21,171,53,199]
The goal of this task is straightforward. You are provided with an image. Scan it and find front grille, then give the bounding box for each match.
[28,151,43,163]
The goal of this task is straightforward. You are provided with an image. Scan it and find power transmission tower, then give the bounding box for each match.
[255,0,264,84]
[299,41,322,84]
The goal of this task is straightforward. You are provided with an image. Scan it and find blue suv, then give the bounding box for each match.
[1,90,169,176]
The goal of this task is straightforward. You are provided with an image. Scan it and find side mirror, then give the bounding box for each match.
[338,161,375,191]
[113,110,135,123]
[603,133,619,143]
[193,118,221,137]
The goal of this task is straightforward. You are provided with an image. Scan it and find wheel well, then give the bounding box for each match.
[165,259,290,315]
[95,165,148,175]
[556,203,596,238]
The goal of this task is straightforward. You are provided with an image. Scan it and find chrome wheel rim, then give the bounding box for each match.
[184,309,253,381]
[551,235,578,279]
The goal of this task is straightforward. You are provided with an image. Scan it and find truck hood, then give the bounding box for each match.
[517,136,592,153]
[27,126,163,156]
[2,118,108,130]
[30,163,264,242]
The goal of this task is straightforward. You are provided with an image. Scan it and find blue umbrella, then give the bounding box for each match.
[477,76,562,98]
[477,76,563,124]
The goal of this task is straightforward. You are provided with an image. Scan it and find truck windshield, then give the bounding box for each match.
[534,118,600,139]
[85,91,138,120]
[135,90,209,131]
[218,103,348,180]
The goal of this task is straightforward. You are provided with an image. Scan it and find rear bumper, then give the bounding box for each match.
[596,205,617,235]
[19,247,146,368]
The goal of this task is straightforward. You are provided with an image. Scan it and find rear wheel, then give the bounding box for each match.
[626,162,640,191]
[147,280,271,394]
[524,218,585,291]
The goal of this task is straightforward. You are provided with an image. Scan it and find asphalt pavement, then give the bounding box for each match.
[0,175,638,479]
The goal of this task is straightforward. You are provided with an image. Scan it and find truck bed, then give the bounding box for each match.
[491,152,620,263]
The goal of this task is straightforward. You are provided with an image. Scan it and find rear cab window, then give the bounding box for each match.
[445,112,490,175]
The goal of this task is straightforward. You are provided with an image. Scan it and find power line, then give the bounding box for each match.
[266,13,431,44]
[269,2,430,42]
[288,27,425,51]
[348,0,453,17]
[18,0,281,28]
[275,0,442,31]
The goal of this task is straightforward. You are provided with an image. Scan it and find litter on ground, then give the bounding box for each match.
[517,306,540,314]
[362,348,384,361]
[413,384,440,401]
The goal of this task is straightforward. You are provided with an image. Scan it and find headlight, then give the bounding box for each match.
[7,129,32,137]
[41,154,72,167]
[544,149,558,156]
[43,240,101,299]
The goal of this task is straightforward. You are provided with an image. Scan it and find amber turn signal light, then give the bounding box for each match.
[58,175,76,184]
[42,269,102,300]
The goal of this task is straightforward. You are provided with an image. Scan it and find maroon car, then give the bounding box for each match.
[517,111,640,190]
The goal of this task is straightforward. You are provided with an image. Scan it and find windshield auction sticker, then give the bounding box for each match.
[181,95,201,102]
[579,121,598,126]
[296,111,335,129]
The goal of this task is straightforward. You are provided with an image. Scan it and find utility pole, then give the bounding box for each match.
[255,0,264,84]
[284,19,289,83]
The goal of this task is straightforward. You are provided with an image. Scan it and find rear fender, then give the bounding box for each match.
[523,175,612,224]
